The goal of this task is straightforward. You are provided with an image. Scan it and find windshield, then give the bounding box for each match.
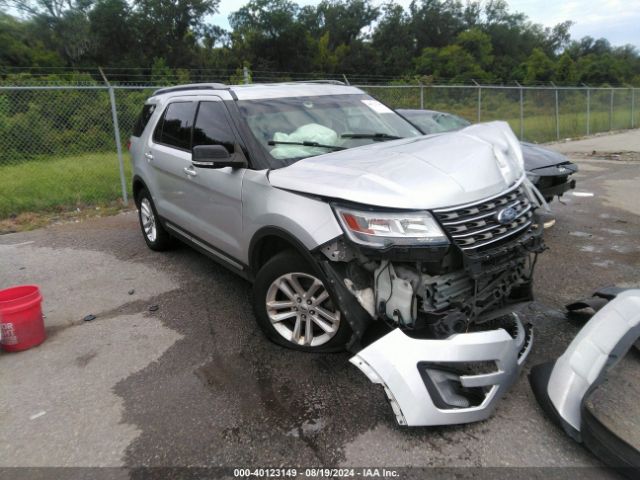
[402,111,471,135]
[237,94,421,168]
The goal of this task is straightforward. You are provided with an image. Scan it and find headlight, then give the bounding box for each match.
[333,206,449,248]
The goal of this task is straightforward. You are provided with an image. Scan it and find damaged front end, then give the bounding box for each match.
[318,178,546,425]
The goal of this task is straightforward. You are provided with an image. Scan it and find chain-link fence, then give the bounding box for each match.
[0,83,638,220]
[360,84,639,143]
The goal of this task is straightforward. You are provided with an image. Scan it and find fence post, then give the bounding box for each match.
[632,88,635,128]
[584,84,591,136]
[472,80,481,122]
[419,83,424,109]
[551,82,560,140]
[515,81,524,140]
[609,88,614,131]
[99,67,128,206]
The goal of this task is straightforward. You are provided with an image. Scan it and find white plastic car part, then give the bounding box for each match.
[532,289,640,439]
[350,313,532,426]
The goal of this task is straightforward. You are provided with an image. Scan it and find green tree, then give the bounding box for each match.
[576,53,627,85]
[150,57,174,84]
[554,52,577,84]
[410,0,465,50]
[455,28,493,68]
[229,0,314,71]
[523,47,555,84]
[88,0,137,66]
[415,44,488,83]
[0,0,94,18]
[0,13,63,67]
[313,32,338,72]
[371,2,414,76]
[312,0,379,49]
[132,0,220,67]
[1,0,639,87]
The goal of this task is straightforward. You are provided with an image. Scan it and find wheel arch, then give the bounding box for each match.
[248,226,333,279]
[249,227,370,351]
[132,175,148,206]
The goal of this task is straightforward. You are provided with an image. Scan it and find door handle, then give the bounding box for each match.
[144,152,154,162]
[183,166,198,177]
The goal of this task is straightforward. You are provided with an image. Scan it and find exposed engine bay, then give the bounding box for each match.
[319,180,546,341]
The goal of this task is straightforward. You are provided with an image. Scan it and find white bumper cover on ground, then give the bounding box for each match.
[350,314,532,426]
[545,289,640,434]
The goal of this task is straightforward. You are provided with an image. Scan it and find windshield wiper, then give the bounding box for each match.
[341,132,403,141]
[268,140,346,150]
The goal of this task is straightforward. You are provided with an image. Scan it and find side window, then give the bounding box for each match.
[153,102,197,150]
[192,101,236,153]
[132,103,156,137]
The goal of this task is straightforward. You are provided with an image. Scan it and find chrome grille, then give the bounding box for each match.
[433,184,534,251]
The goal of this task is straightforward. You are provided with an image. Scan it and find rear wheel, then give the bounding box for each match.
[253,251,351,352]
[136,188,172,251]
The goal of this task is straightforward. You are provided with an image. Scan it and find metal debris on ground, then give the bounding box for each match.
[83,314,96,322]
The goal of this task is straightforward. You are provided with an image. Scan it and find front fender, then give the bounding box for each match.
[241,170,343,264]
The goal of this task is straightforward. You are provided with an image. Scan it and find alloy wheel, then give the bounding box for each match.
[265,272,341,347]
[140,198,157,243]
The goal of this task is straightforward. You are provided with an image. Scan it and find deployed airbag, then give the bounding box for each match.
[270,123,338,159]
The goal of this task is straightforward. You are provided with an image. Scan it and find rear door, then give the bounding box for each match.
[146,99,197,225]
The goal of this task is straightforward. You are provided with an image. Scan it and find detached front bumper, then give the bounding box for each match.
[350,313,532,426]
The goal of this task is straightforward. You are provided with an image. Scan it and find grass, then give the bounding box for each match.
[485,110,638,143]
[0,152,132,220]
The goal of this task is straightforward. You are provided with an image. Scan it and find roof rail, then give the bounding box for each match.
[152,83,228,96]
[284,80,346,86]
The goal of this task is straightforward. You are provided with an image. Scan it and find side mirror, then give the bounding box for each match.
[192,145,246,169]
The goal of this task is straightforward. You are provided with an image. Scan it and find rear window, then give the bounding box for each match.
[153,101,197,150]
[132,104,156,137]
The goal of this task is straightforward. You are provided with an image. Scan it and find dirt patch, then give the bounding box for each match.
[0,204,132,235]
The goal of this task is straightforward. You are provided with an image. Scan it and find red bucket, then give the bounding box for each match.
[0,285,46,352]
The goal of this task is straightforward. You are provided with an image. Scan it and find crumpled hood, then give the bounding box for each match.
[268,121,525,210]
[521,142,570,171]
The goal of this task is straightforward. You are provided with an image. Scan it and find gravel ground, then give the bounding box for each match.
[0,130,639,478]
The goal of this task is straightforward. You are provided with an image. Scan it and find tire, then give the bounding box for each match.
[136,187,173,251]
[253,250,351,352]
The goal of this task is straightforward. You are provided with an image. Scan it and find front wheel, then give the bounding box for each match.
[252,251,351,352]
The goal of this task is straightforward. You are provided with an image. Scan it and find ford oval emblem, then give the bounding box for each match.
[496,206,517,224]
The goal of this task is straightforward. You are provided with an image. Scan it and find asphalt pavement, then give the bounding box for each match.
[1,130,639,476]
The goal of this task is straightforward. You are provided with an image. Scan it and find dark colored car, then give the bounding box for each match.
[397,109,577,202]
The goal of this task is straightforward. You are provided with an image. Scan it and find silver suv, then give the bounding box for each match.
[129,82,545,353]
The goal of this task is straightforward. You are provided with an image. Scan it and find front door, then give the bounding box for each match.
[180,98,245,261]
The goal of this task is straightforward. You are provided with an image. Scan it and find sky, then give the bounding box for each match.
[212,0,640,48]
